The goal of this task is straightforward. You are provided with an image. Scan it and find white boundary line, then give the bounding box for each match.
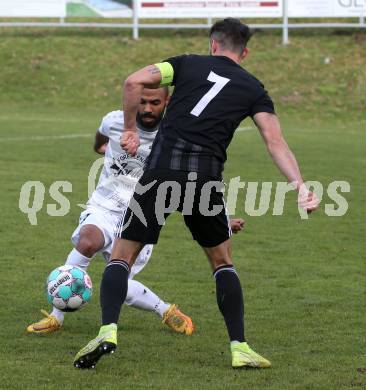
[0,127,254,142]
[0,116,86,122]
[237,126,255,132]
[0,134,91,142]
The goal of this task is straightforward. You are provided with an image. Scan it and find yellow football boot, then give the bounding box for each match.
[231,342,271,369]
[74,324,117,369]
[26,310,61,334]
[162,304,195,335]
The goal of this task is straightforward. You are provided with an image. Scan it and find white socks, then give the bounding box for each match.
[51,249,92,324]
[64,248,91,271]
[50,250,170,324]
[125,279,170,318]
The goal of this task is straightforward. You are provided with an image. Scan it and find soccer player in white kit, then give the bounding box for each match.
[27,87,196,335]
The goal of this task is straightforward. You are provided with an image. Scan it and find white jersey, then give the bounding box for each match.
[87,110,157,213]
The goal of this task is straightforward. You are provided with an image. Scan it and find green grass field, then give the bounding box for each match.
[0,26,365,389]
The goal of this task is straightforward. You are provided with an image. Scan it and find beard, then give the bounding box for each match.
[136,111,164,130]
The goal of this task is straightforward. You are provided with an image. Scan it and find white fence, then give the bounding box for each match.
[0,0,365,43]
[0,0,66,18]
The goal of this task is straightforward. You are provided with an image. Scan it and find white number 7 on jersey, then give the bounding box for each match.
[190,71,230,117]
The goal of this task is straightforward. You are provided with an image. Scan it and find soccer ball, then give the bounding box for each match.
[46,265,92,312]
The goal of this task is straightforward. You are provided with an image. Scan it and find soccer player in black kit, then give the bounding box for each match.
[74,18,319,369]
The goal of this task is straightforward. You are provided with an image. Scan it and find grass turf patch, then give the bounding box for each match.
[0,27,365,388]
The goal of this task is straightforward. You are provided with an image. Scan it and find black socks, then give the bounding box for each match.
[214,265,245,342]
[100,259,245,342]
[100,260,130,325]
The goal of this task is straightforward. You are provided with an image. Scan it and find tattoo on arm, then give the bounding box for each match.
[148,66,161,75]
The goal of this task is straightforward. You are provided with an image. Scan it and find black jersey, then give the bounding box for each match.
[146,54,275,178]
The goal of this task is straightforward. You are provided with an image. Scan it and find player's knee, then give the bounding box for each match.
[203,239,233,270]
[77,236,102,258]
[210,254,232,269]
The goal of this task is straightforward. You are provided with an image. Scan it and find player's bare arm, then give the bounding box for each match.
[253,112,319,212]
[94,131,109,154]
[121,65,163,155]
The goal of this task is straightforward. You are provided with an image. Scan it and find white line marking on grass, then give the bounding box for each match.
[0,134,91,142]
[237,126,255,132]
[0,116,89,123]
[0,127,254,142]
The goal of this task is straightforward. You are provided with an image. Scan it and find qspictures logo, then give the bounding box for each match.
[18,157,350,226]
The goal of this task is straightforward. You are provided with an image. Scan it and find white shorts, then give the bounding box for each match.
[71,206,153,279]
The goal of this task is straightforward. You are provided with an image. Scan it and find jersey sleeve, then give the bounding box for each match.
[98,112,115,137]
[250,90,275,117]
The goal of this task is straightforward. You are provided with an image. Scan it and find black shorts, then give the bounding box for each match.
[117,169,232,248]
